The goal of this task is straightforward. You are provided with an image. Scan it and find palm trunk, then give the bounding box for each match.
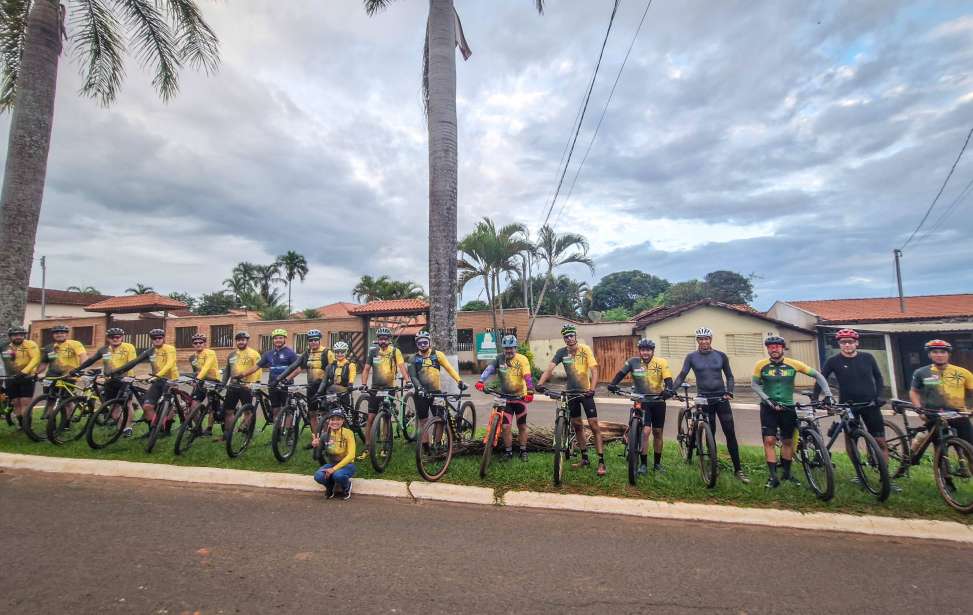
[287,280,293,314]
[0,0,62,332]
[426,0,458,354]
[486,271,498,334]
[525,268,553,341]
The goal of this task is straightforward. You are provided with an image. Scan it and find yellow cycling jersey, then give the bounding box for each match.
[226,348,262,384]
[620,356,672,395]
[44,340,87,375]
[552,343,598,391]
[304,348,335,383]
[149,344,179,380]
[367,345,404,388]
[190,348,220,381]
[493,353,532,398]
[100,343,138,377]
[410,350,460,392]
[321,427,356,470]
[327,358,357,388]
[2,340,41,376]
[911,363,973,410]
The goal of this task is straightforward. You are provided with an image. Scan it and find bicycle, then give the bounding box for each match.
[225,381,277,458]
[779,401,835,501]
[807,400,887,501]
[22,371,99,443]
[366,384,415,473]
[271,384,309,463]
[41,371,104,445]
[611,387,668,486]
[0,380,12,428]
[1,375,37,437]
[414,390,475,482]
[674,384,720,488]
[355,378,418,443]
[479,389,525,478]
[144,378,191,454]
[174,379,225,455]
[884,401,973,513]
[84,376,150,449]
[538,388,585,487]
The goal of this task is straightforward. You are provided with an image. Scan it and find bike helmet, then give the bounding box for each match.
[333,341,349,353]
[7,325,27,336]
[326,408,347,421]
[106,327,125,337]
[416,330,431,341]
[835,328,859,341]
[149,328,165,338]
[501,334,518,348]
[924,339,953,353]
[376,327,392,337]
[560,323,577,336]
[306,329,322,340]
[191,333,207,343]
[271,328,287,338]
[51,325,70,334]
[764,335,787,347]
[234,331,250,340]
[695,327,713,338]
[637,338,656,350]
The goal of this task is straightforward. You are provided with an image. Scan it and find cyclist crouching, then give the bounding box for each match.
[312,408,356,500]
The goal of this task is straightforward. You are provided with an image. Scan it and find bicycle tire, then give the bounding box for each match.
[627,414,642,486]
[23,394,52,442]
[676,408,692,462]
[697,420,718,488]
[226,404,256,458]
[798,427,834,501]
[271,407,300,463]
[47,395,92,445]
[369,411,394,473]
[553,414,568,486]
[933,437,973,514]
[455,400,477,443]
[174,406,204,455]
[883,420,909,479]
[479,410,502,478]
[415,416,452,481]
[401,392,417,442]
[847,429,890,501]
[145,398,169,454]
[355,394,370,421]
[85,399,127,450]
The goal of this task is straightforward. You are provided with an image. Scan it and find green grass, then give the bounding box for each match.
[1,418,970,524]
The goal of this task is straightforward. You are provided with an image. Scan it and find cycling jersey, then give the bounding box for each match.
[149,344,179,380]
[281,348,335,383]
[492,353,532,397]
[752,357,827,407]
[551,343,598,391]
[224,348,262,384]
[321,427,356,470]
[816,352,884,403]
[1,340,41,376]
[410,350,460,392]
[325,358,357,389]
[911,364,973,411]
[259,346,298,382]
[95,343,139,377]
[615,356,672,395]
[41,340,87,376]
[190,348,220,381]
[673,350,734,396]
[366,345,404,388]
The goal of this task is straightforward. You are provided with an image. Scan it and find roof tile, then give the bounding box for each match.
[788,294,973,323]
[84,293,188,313]
[347,299,429,316]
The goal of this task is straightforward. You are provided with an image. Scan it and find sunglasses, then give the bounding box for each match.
[108,335,122,339]
[151,337,164,341]
[192,341,205,345]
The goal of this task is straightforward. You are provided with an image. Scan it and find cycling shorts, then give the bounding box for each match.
[144,379,167,406]
[222,386,253,413]
[4,376,34,400]
[503,400,528,426]
[568,395,597,420]
[760,403,797,438]
[640,401,666,429]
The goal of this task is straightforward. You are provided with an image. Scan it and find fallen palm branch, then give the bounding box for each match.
[452,421,628,456]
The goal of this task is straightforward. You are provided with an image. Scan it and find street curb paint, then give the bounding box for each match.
[408,480,496,505]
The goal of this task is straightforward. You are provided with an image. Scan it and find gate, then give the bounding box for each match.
[592,335,640,383]
[112,318,164,350]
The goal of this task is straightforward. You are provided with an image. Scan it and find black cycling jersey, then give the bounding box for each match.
[673,350,734,396]
[814,352,884,403]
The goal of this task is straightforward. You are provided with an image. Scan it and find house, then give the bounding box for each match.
[23,287,112,327]
[767,294,973,398]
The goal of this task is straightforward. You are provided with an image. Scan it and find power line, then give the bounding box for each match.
[913,173,973,247]
[540,0,621,229]
[900,127,973,250]
[554,0,654,226]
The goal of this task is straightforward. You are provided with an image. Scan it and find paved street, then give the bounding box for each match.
[1,470,969,614]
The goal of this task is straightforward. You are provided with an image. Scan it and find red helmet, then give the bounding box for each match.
[924,339,952,353]
[835,328,859,341]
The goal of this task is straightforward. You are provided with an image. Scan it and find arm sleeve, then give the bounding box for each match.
[751,376,771,403]
[811,369,832,398]
[910,369,923,391]
[611,360,632,386]
[812,358,834,398]
[721,352,735,393]
[348,362,357,385]
[196,352,217,380]
[479,363,497,381]
[664,377,674,391]
[438,352,461,382]
[113,348,152,376]
[222,355,232,385]
[22,344,42,374]
[524,373,535,392]
[77,347,105,371]
[330,428,356,471]
[155,348,177,379]
[673,354,692,389]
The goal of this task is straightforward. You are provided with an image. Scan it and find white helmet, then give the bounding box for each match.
[333,341,349,353]
[695,327,713,339]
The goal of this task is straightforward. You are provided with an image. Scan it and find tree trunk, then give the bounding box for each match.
[426,0,458,354]
[0,0,62,333]
[485,270,498,334]
[287,280,293,314]
[525,268,554,341]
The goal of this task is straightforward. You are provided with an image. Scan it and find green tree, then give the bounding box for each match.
[660,279,707,306]
[258,304,290,321]
[363,0,545,354]
[352,275,425,302]
[125,283,154,295]
[276,251,309,314]
[195,291,236,316]
[525,224,593,339]
[300,307,320,319]
[66,285,102,295]
[601,306,633,321]
[460,299,489,311]
[703,270,755,304]
[501,274,588,319]
[632,295,663,314]
[0,0,219,333]
[167,291,196,311]
[590,270,670,311]
[458,217,531,333]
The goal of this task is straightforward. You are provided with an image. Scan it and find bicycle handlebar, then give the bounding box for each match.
[610,387,668,402]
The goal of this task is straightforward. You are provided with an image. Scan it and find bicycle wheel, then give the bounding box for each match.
[676,408,693,462]
[271,407,300,463]
[85,400,128,449]
[627,415,642,486]
[883,420,909,479]
[846,430,890,501]
[697,421,718,488]
[23,394,53,442]
[226,404,256,458]
[553,414,568,486]
[933,437,973,513]
[174,406,204,455]
[369,411,394,473]
[355,394,370,422]
[47,395,92,445]
[401,392,417,442]
[798,427,834,501]
[455,401,477,443]
[479,410,502,478]
[145,398,170,453]
[415,417,452,481]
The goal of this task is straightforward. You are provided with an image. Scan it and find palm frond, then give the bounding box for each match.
[70,0,126,105]
[534,0,545,15]
[363,0,397,17]
[116,0,180,100]
[161,0,219,74]
[0,0,31,110]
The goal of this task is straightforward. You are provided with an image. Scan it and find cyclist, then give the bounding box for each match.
[607,338,673,474]
[311,408,356,500]
[359,327,411,459]
[187,333,221,436]
[240,328,296,421]
[38,324,87,378]
[1,325,41,428]
[813,328,888,459]
[220,331,262,441]
[751,335,833,489]
[278,329,335,444]
[75,327,140,435]
[409,330,468,445]
[121,328,180,437]
[536,323,606,476]
[909,339,973,446]
[319,340,357,401]
[673,327,749,483]
[475,334,534,462]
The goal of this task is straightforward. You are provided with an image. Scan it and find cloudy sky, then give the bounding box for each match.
[4,0,973,311]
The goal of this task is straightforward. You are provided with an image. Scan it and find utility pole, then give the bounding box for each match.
[893,249,905,312]
[40,256,47,319]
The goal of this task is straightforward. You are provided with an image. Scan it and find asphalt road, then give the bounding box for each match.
[1,470,969,614]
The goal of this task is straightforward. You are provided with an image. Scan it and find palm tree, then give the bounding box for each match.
[525,224,593,340]
[353,275,425,302]
[66,285,101,295]
[276,251,309,314]
[363,0,544,354]
[0,0,220,333]
[125,283,155,295]
[458,218,530,334]
[353,274,383,303]
[253,263,285,305]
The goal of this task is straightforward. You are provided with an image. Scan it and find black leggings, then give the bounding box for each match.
[703,401,741,471]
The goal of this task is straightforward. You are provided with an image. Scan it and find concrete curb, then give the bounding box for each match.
[2,452,970,544]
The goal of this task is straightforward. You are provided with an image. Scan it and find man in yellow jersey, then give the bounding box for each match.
[39,324,88,378]
[76,327,140,433]
[910,339,973,446]
[409,330,467,436]
[537,323,606,476]
[121,328,179,436]
[475,334,534,461]
[1,325,41,427]
[277,329,335,445]
[186,333,220,435]
[359,327,411,459]
[221,331,262,441]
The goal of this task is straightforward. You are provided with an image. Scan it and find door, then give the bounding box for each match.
[592,336,640,383]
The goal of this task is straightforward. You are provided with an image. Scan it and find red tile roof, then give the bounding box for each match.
[347,299,429,316]
[298,302,357,319]
[787,294,973,323]
[27,287,112,306]
[84,292,188,313]
[633,299,812,333]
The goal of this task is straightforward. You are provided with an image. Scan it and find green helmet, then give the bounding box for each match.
[560,323,577,337]
[271,328,287,338]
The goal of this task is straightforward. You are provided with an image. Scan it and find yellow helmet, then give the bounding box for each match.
[271,328,287,338]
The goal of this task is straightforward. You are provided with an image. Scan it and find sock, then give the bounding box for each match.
[597,453,605,464]
[653,453,662,466]
[504,447,512,453]
[781,459,792,479]
[767,461,777,479]
[519,445,527,453]
[640,454,648,465]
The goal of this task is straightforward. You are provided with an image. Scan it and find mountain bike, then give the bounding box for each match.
[414,390,474,482]
[366,384,415,473]
[808,400,887,501]
[144,378,192,454]
[174,378,225,455]
[225,381,278,458]
[84,376,149,449]
[30,371,103,445]
[271,384,309,463]
[538,388,584,487]
[884,401,973,513]
[355,378,418,443]
[611,387,668,486]
[0,379,13,428]
[479,389,524,478]
[780,401,835,501]
[674,384,720,488]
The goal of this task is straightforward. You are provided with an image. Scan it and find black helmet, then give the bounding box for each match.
[326,408,347,421]
[637,338,656,350]
[7,325,27,336]
[191,333,207,343]
[149,328,165,339]
[51,325,70,334]
[106,327,125,337]
[234,331,250,340]
[764,335,787,348]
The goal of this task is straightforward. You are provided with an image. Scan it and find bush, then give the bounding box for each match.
[519,342,544,381]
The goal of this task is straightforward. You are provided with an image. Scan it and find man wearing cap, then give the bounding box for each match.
[221,332,262,441]
[409,330,467,443]
[241,328,296,421]
[911,339,973,446]
[187,333,221,436]
[1,325,41,428]
[39,324,88,379]
[75,327,140,433]
[475,334,534,462]
[120,328,179,437]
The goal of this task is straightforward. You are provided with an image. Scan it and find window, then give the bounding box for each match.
[259,335,273,353]
[210,325,234,348]
[457,329,474,351]
[725,333,764,356]
[661,335,697,357]
[73,326,94,346]
[293,333,309,354]
[40,328,55,347]
[175,326,198,349]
